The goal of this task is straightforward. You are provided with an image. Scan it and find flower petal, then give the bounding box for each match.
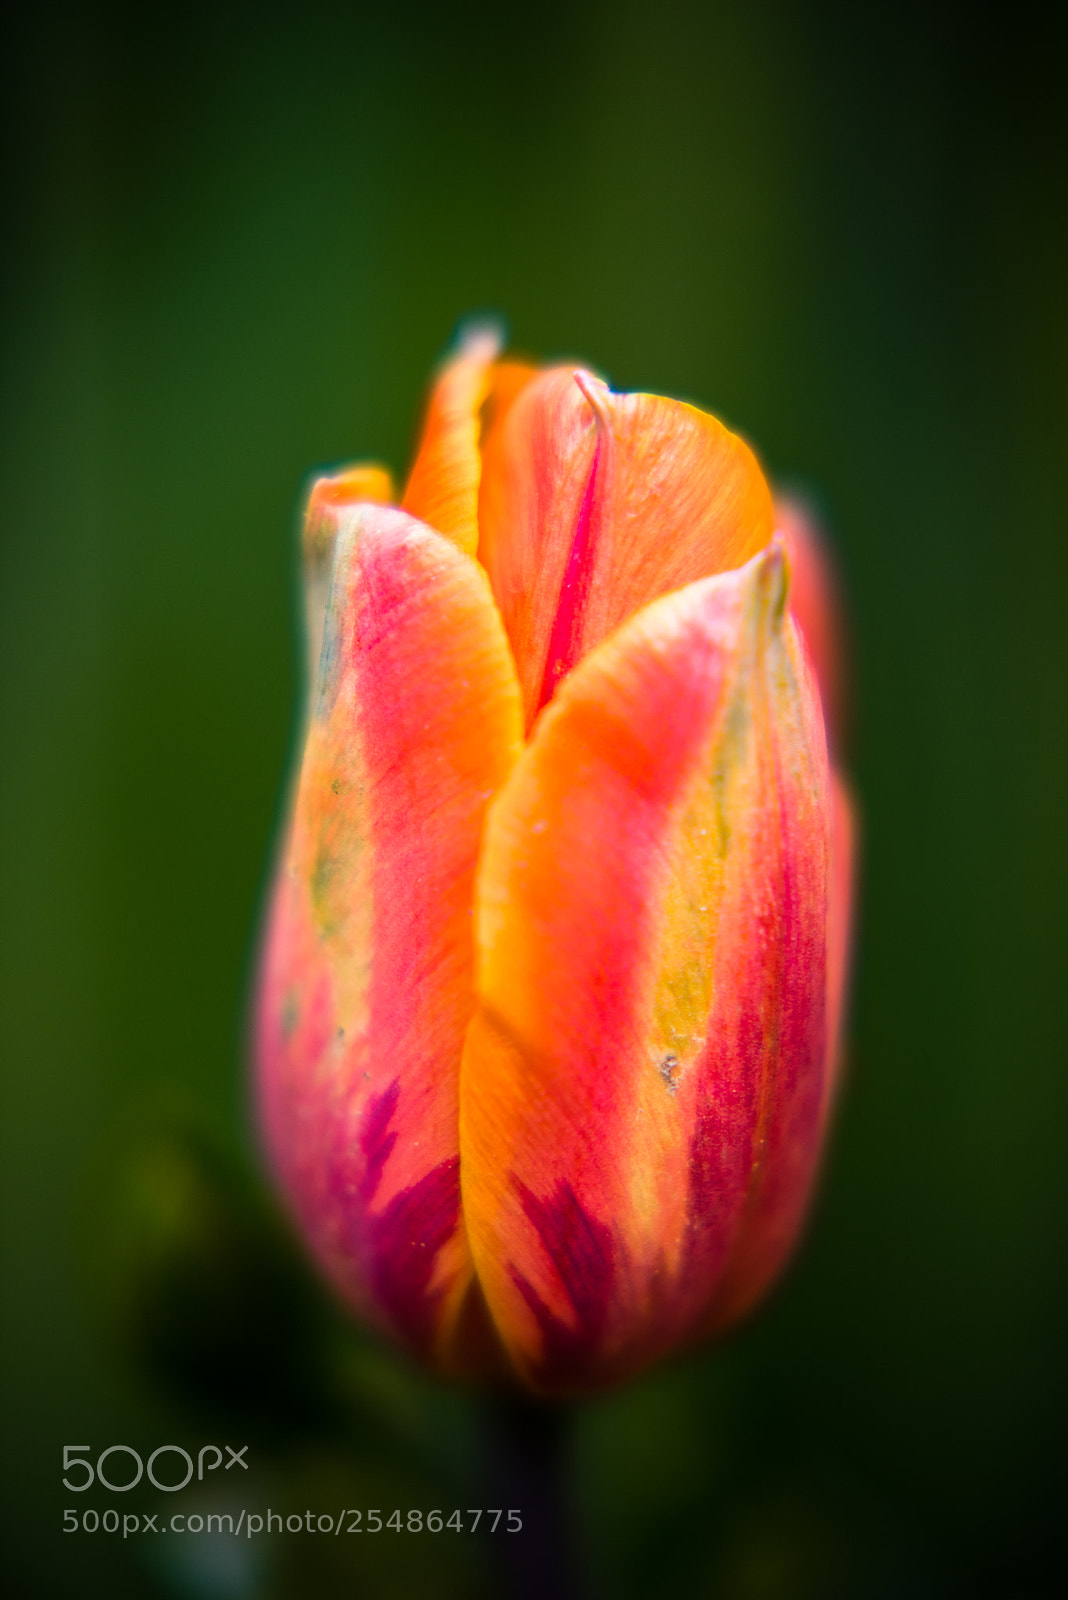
[257,503,523,1369]
[477,368,776,729]
[303,464,395,685]
[400,325,503,556]
[692,771,855,1340]
[777,495,849,754]
[459,540,830,1392]
[823,768,857,1115]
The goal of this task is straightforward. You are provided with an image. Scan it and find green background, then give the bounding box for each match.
[2,1,1066,1595]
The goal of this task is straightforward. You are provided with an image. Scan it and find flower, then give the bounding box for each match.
[255,328,855,1395]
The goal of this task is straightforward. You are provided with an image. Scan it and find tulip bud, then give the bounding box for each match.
[255,336,855,1393]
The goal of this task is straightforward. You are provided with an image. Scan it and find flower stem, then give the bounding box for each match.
[479,1392,585,1600]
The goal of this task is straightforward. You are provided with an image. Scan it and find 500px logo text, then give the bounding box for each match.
[62,1444,248,1493]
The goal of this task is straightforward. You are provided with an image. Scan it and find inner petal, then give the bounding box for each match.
[536,385,605,714]
[477,368,776,732]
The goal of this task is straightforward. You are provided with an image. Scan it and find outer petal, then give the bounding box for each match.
[459,541,830,1392]
[477,368,776,728]
[823,769,857,1114]
[776,496,857,1125]
[777,494,848,754]
[400,326,503,556]
[303,465,395,684]
[697,764,855,1336]
[257,503,523,1370]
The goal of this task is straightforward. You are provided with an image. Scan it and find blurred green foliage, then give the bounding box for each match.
[2,1,1067,1595]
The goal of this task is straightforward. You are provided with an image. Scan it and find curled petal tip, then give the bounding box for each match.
[572,368,610,409]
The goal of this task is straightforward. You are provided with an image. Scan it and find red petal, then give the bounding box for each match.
[823,769,857,1115]
[460,540,832,1392]
[256,503,522,1370]
[778,494,849,754]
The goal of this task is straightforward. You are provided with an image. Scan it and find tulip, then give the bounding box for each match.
[255,329,854,1395]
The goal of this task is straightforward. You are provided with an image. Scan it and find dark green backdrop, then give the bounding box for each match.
[2,2,1066,1596]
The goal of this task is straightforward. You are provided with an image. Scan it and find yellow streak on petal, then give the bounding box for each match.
[261,503,525,1372]
[461,546,815,1388]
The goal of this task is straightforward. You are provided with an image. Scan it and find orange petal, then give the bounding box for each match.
[401,326,503,556]
[305,462,395,526]
[477,368,776,729]
[256,503,523,1370]
[479,357,540,449]
[460,540,831,1393]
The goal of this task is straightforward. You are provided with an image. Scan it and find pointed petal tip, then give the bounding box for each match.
[759,531,790,621]
[723,532,789,638]
[774,495,849,754]
[454,316,505,364]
